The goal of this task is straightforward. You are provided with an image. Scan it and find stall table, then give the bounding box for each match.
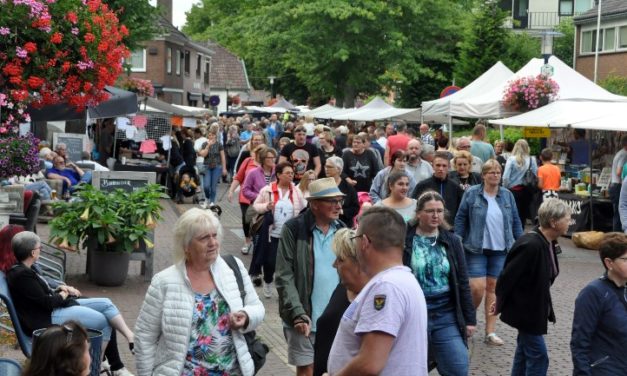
[556,192,612,236]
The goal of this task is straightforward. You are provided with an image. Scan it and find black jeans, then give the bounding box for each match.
[610,183,622,231]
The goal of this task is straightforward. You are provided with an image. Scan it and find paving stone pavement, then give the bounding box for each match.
[0,182,607,375]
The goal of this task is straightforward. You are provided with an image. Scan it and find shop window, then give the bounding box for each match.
[129,49,146,72]
[166,47,172,74]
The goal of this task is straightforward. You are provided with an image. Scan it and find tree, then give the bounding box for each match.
[553,18,574,67]
[184,0,465,107]
[454,0,510,87]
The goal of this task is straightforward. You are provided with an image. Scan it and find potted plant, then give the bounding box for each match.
[49,184,165,286]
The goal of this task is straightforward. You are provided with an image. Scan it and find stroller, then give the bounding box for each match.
[173,165,206,204]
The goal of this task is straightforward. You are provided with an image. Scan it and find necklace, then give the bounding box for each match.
[416,228,439,246]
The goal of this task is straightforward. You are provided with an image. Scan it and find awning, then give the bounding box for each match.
[28,86,138,121]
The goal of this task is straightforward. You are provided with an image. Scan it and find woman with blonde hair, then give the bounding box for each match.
[297,170,317,199]
[313,228,369,376]
[503,139,538,225]
[449,150,482,191]
[135,208,264,375]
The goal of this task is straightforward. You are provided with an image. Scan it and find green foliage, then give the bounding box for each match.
[454,0,510,87]
[49,184,166,253]
[599,72,627,96]
[103,0,161,51]
[184,0,465,107]
[486,127,541,155]
[553,18,574,67]
[503,33,540,72]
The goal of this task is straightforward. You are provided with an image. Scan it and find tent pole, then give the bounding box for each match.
[499,124,504,141]
[589,130,594,230]
[448,115,453,143]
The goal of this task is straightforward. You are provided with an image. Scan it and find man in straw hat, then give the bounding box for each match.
[275,177,347,376]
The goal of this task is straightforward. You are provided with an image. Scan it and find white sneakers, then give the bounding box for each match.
[241,243,252,255]
[112,367,135,376]
[263,282,273,299]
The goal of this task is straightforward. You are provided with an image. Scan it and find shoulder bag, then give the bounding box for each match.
[223,255,269,374]
[522,157,539,191]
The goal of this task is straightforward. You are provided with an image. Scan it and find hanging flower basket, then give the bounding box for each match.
[121,77,154,97]
[0,0,129,177]
[502,74,560,113]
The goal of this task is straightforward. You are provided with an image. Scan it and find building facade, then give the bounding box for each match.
[574,0,627,81]
[126,0,251,112]
[500,0,594,29]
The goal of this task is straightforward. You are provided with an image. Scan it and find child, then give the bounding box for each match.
[176,173,199,203]
[537,148,561,200]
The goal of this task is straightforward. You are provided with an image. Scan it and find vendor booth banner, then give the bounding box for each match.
[503,74,559,112]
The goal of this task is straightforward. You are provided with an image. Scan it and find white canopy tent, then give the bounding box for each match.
[489,99,627,132]
[421,61,514,117]
[454,56,627,119]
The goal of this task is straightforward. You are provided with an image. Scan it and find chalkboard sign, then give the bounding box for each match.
[52,133,88,163]
[92,171,156,193]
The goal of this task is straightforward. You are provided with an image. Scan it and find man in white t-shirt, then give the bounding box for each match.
[327,206,428,376]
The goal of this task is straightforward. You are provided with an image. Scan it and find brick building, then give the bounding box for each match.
[574,0,627,81]
[126,0,250,112]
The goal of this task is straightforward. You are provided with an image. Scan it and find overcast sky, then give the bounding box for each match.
[149,0,198,29]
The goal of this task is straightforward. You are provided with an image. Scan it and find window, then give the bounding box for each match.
[575,0,594,14]
[129,49,146,72]
[204,58,210,84]
[559,0,574,16]
[184,50,190,75]
[196,54,202,77]
[604,28,615,51]
[620,26,627,49]
[581,30,598,53]
[176,50,181,75]
[166,47,172,74]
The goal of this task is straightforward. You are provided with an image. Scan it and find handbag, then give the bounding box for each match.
[223,255,269,374]
[522,157,539,191]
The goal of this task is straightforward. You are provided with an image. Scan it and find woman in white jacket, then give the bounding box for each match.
[135,208,265,376]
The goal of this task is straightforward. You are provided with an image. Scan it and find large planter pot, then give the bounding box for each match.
[88,247,130,287]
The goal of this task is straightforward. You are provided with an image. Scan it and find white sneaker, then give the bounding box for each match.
[112,368,135,376]
[241,243,251,255]
[100,359,110,373]
[263,282,273,298]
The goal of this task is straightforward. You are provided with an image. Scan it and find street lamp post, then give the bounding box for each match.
[537,30,563,76]
[268,76,276,99]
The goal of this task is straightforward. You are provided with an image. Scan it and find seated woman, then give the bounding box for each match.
[23,320,91,376]
[6,231,135,376]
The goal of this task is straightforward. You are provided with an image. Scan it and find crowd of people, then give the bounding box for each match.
[2,115,627,376]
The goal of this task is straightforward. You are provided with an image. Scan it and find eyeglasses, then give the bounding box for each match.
[422,209,445,215]
[457,145,470,149]
[319,198,344,206]
[615,257,627,262]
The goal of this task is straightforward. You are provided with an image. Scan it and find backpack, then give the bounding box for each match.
[226,137,241,158]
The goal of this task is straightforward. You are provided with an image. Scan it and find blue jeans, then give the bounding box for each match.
[203,165,222,202]
[610,183,622,231]
[25,181,52,200]
[511,331,548,376]
[51,298,119,340]
[465,250,507,278]
[428,308,468,376]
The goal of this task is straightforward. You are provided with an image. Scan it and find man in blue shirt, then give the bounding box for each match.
[46,156,92,195]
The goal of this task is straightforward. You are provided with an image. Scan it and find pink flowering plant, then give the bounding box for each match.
[502,74,560,112]
[121,77,154,97]
[0,0,129,177]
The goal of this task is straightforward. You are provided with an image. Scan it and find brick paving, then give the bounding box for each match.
[0,182,607,375]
